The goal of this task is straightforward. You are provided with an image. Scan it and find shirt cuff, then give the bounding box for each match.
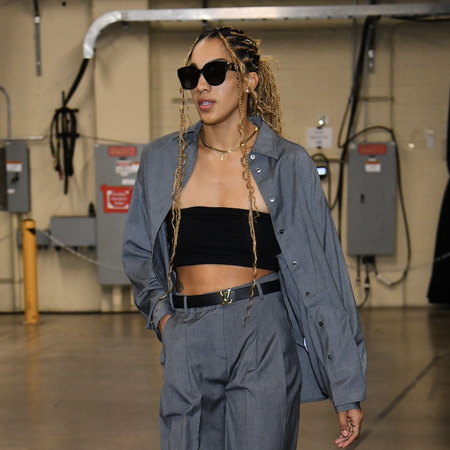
[334,402,361,413]
[151,298,174,341]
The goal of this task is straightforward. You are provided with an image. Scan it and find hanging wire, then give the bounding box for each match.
[331,16,380,238]
[38,230,124,273]
[0,231,14,244]
[32,0,42,76]
[311,152,332,201]
[49,58,90,194]
[0,86,12,138]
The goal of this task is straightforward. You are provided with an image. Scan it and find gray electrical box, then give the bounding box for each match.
[95,144,144,285]
[5,141,31,213]
[347,141,397,255]
[50,216,96,248]
[0,147,7,211]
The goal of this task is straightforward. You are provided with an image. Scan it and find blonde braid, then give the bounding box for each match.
[250,58,283,135]
[162,87,189,300]
[216,32,259,320]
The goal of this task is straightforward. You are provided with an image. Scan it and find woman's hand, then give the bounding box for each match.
[158,314,172,335]
[334,409,363,448]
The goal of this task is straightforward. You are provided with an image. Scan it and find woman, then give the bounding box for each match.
[123,27,366,450]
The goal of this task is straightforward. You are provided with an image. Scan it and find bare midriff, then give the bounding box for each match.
[175,264,275,295]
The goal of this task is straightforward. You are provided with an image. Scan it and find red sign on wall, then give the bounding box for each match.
[101,185,133,213]
[108,146,138,157]
[358,144,387,155]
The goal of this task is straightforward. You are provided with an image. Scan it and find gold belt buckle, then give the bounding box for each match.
[220,288,233,305]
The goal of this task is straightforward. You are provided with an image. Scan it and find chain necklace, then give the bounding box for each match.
[200,125,259,160]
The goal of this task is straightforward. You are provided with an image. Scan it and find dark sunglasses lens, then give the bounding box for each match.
[177,62,230,90]
[177,66,200,90]
[202,62,228,86]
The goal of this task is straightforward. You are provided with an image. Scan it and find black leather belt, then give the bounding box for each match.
[173,279,281,308]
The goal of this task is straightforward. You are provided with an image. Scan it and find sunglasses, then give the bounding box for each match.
[177,60,236,90]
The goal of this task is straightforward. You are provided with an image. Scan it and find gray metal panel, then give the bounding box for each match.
[50,217,96,248]
[0,147,7,211]
[347,141,397,255]
[16,228,51,248]
[5,141,30,213]
[95,144,144,285]
[84,4,450,58]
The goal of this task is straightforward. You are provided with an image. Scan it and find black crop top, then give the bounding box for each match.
[166,207,280,271]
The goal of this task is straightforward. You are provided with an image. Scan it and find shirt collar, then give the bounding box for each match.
[248,116,279,160]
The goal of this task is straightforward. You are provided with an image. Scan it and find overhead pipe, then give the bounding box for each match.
[83,4,450,59]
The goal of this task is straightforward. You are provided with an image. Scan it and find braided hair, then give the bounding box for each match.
[189,27,283,134]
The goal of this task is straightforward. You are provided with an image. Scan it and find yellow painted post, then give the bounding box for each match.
[21,219,39,324]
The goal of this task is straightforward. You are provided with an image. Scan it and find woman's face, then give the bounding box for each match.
[188,38,245,128]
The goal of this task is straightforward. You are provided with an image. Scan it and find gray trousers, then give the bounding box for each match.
[159,273,301,450]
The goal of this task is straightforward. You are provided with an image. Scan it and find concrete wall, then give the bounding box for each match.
[0,0,449,312]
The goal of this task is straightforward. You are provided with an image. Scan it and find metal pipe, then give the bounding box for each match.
[0,88,23,312]
[21,219,39,324]
[33,0,42,76]
[0,86,12,138]
[83,4,450,58]
[0,136,46,142]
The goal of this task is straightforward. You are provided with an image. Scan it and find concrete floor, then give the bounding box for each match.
[1,307,449,450]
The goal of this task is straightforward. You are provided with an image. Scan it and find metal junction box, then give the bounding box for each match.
[347,141,397,255]
[4,141,31,213]
[0,147,7,211]
[95,144,144,285]
[50,216,96,248]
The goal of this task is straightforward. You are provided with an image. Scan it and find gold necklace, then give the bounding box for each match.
[200,125,258,160]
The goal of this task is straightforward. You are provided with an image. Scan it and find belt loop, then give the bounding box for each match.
[255,279,262,297]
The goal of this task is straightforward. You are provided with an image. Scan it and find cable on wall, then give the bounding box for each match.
[38,230,124,273]
[32,0,42,76]
[332,13,450,234]
[0,86,12,138]
[311,152,332,201]
[49,58,89,194]
[327,12,450,302]
[331,15,380,236]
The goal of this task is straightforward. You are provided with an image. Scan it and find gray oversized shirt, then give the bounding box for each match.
[122,117,367,412]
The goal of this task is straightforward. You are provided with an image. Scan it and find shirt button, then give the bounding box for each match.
[293,261,298,266]
[256,168,261,173]
[328,355,333,360]
[305,292,311,297]
[319,321,323,326]
[250,154,256,160]
[269,197,275,203]
[280,229,285,234]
